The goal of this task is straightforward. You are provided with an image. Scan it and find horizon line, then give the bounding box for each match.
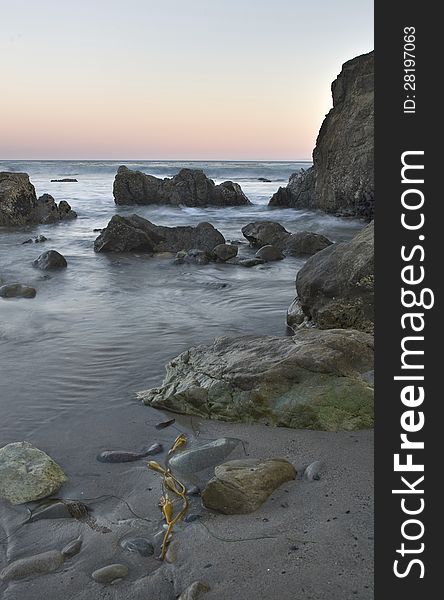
[0,158,313,163]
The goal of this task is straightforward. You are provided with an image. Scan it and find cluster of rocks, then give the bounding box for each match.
[269,51,374,219]
[113,166,251,207]
[241,221,332,257]
[0,172,77,227]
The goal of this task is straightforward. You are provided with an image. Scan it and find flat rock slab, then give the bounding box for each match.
[139,329,374,431]
[0,550,64,582]
[202,458,296,514]
[0,441,67,504]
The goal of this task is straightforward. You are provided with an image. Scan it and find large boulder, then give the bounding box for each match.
[0,442,67,504]
[294,221,374,332]
[0,172,77,226]
[201,458,296,514]
[139,328,374,431]
[268,52,374,219]
[113,166,251,207]
[241,221,290,249]
[94,215,225,254]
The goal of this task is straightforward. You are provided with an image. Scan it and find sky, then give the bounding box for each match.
[0,0,373,160]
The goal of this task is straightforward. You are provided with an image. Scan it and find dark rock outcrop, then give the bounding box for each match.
[36,194,77,224]
[113,166,251,207]
[139,328,374,431]
[293,221,374,332]
[0,172,77,227]
[269,168,316,209]
[94,214,225,254]
[269,51,374,219]
[33,250,68,270]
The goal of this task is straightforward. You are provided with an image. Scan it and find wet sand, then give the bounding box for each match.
[0,404,373,599]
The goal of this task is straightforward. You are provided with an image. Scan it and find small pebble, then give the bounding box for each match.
[178,580,210,600]
[62,537,83,558]
[121,538,154,557]
[184,514,201,523]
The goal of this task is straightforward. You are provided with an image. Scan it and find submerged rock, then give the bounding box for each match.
[0,442,67,504]
[28,500,74,521]
[283,231,332,257]
[0,283,36,299]
[50,178,78,182]
[113,166,250,207]
[255,245,284,262]
[94,215,224,254]
[295,221,374,332]
[213,243,238,261]
[202,458,296,514]
[0,550,64,582]
[92,563,129,584]
[139,329,374,431]
[33,249,67,270]
[241,221,290,249]
[168,438,241,474]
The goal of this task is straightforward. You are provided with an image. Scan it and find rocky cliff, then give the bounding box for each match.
[270,51,374,219]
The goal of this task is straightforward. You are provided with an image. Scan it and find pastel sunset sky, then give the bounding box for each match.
[0,0,373,160]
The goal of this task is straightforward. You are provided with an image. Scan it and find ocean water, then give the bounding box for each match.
[0,160,363,450]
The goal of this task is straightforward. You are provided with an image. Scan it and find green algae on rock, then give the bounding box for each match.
[0,442,67,505]
[139,329,374,431]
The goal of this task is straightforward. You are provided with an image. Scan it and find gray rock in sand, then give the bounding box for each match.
[178,581,210,600]
[0,283,36,299]
[61,537,83,558]
[92,563,129,584]
[202,458,296,514]
[121,537,154,557]
[0,441,67,504]
[0,550,64,582]
[303,460,324,481]
[33,249,67,270]
[168,438,241,475]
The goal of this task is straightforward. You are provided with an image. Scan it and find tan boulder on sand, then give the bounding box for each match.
[202,458,296,514]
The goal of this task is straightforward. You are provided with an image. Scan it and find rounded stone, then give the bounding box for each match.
[92,563,129,584]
